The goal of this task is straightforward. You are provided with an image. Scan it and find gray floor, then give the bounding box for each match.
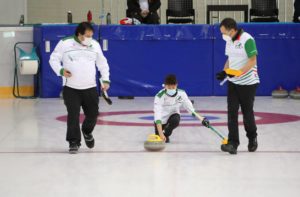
[0,97,300,197]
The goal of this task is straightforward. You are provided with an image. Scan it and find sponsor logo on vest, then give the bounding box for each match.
[235,42,243,49]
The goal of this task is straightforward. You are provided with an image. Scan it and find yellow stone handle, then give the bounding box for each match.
[147,134,163,142]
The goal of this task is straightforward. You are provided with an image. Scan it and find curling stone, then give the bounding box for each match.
[290,87,300,100]
[271,86,288,98]
[144,134,166,152]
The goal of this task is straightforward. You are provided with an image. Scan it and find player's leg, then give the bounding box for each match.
[222,82,240,154]
[63,86,82,153]
[81,87,99,149]
[238,84,258,152]
[164,113,180,142]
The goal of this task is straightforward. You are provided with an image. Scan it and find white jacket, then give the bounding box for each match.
[154,89,195,124]
[49,36,110,90]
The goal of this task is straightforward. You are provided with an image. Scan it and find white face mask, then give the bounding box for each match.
[81,37,92,46]
[222,34,232,42]
[166,89,177,96]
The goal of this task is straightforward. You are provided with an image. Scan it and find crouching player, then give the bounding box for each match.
[154,74,210,143]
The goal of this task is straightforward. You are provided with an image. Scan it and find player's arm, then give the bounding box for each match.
[224,59,229,70]
[154,96,166,141]
[224,42,229,70]
[182,92,210,128]
[181,91,195,115]
[155,123,165,141]
[240,38,258,73]
[240,55,257,73]
[216,59,229,81]
[95,42,110,91]
[49,40,71,78]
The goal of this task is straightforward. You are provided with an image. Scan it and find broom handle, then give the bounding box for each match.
[220,77,229,86]
[193,112,227,140]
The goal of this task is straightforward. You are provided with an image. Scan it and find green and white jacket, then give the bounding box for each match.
[154,89,195,124]
[49,36,110,90]
[226,30,260,85]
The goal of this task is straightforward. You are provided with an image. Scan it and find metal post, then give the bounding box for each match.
[99,0,105,24]
[233,1,236,21]
[110,0,113,24]
[225,0,227,21]
[24,0,28,24]
[240,0,243,22]
[218,0,221,23]
[195,0,198,24]
[248,0,251,22]
[204,0,207,24]
[278,0,280,22]
[284,0,287,22]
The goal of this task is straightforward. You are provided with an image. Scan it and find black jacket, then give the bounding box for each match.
[127,0,161,13]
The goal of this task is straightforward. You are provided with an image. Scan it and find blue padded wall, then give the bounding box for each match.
[34,24,300,97]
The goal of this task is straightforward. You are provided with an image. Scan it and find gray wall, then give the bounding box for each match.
[0,0,295,25]
[0,0,26,25]
[0,27,33,87]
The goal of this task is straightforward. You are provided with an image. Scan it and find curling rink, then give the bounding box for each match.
[0,97,299,197]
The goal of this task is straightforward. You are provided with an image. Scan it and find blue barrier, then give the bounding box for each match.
[34,24,300,98]
[99,25,214,96]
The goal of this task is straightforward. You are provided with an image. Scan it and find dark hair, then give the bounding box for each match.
[220,18,237,31]
[75,22,94,36]
[164,74,178,85]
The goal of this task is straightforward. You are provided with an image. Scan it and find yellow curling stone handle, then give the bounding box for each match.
[147,134,163,142]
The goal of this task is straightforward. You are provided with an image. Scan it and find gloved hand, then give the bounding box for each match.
[216,71,226,80]
[216,70,235,80]
[202,117,210,128]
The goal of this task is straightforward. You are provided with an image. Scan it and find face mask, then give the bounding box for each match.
[222,34,232,42]
[81,37,92,46]
[166,89,177,96]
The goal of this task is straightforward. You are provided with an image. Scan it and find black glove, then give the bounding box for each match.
[216,70,235,80]
[216,71,226,80]
[202,117,210,128]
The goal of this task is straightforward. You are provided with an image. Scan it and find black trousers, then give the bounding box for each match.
[154,114,180,137]
[63,86,99,144]
[130,11,160,24]
[227,82,258,148]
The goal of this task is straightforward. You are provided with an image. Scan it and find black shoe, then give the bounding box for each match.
[69,142,80,154]
[83,133,95,149]
[165,136,170,143]
[221,144,237,154]
[248,137,258,152]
